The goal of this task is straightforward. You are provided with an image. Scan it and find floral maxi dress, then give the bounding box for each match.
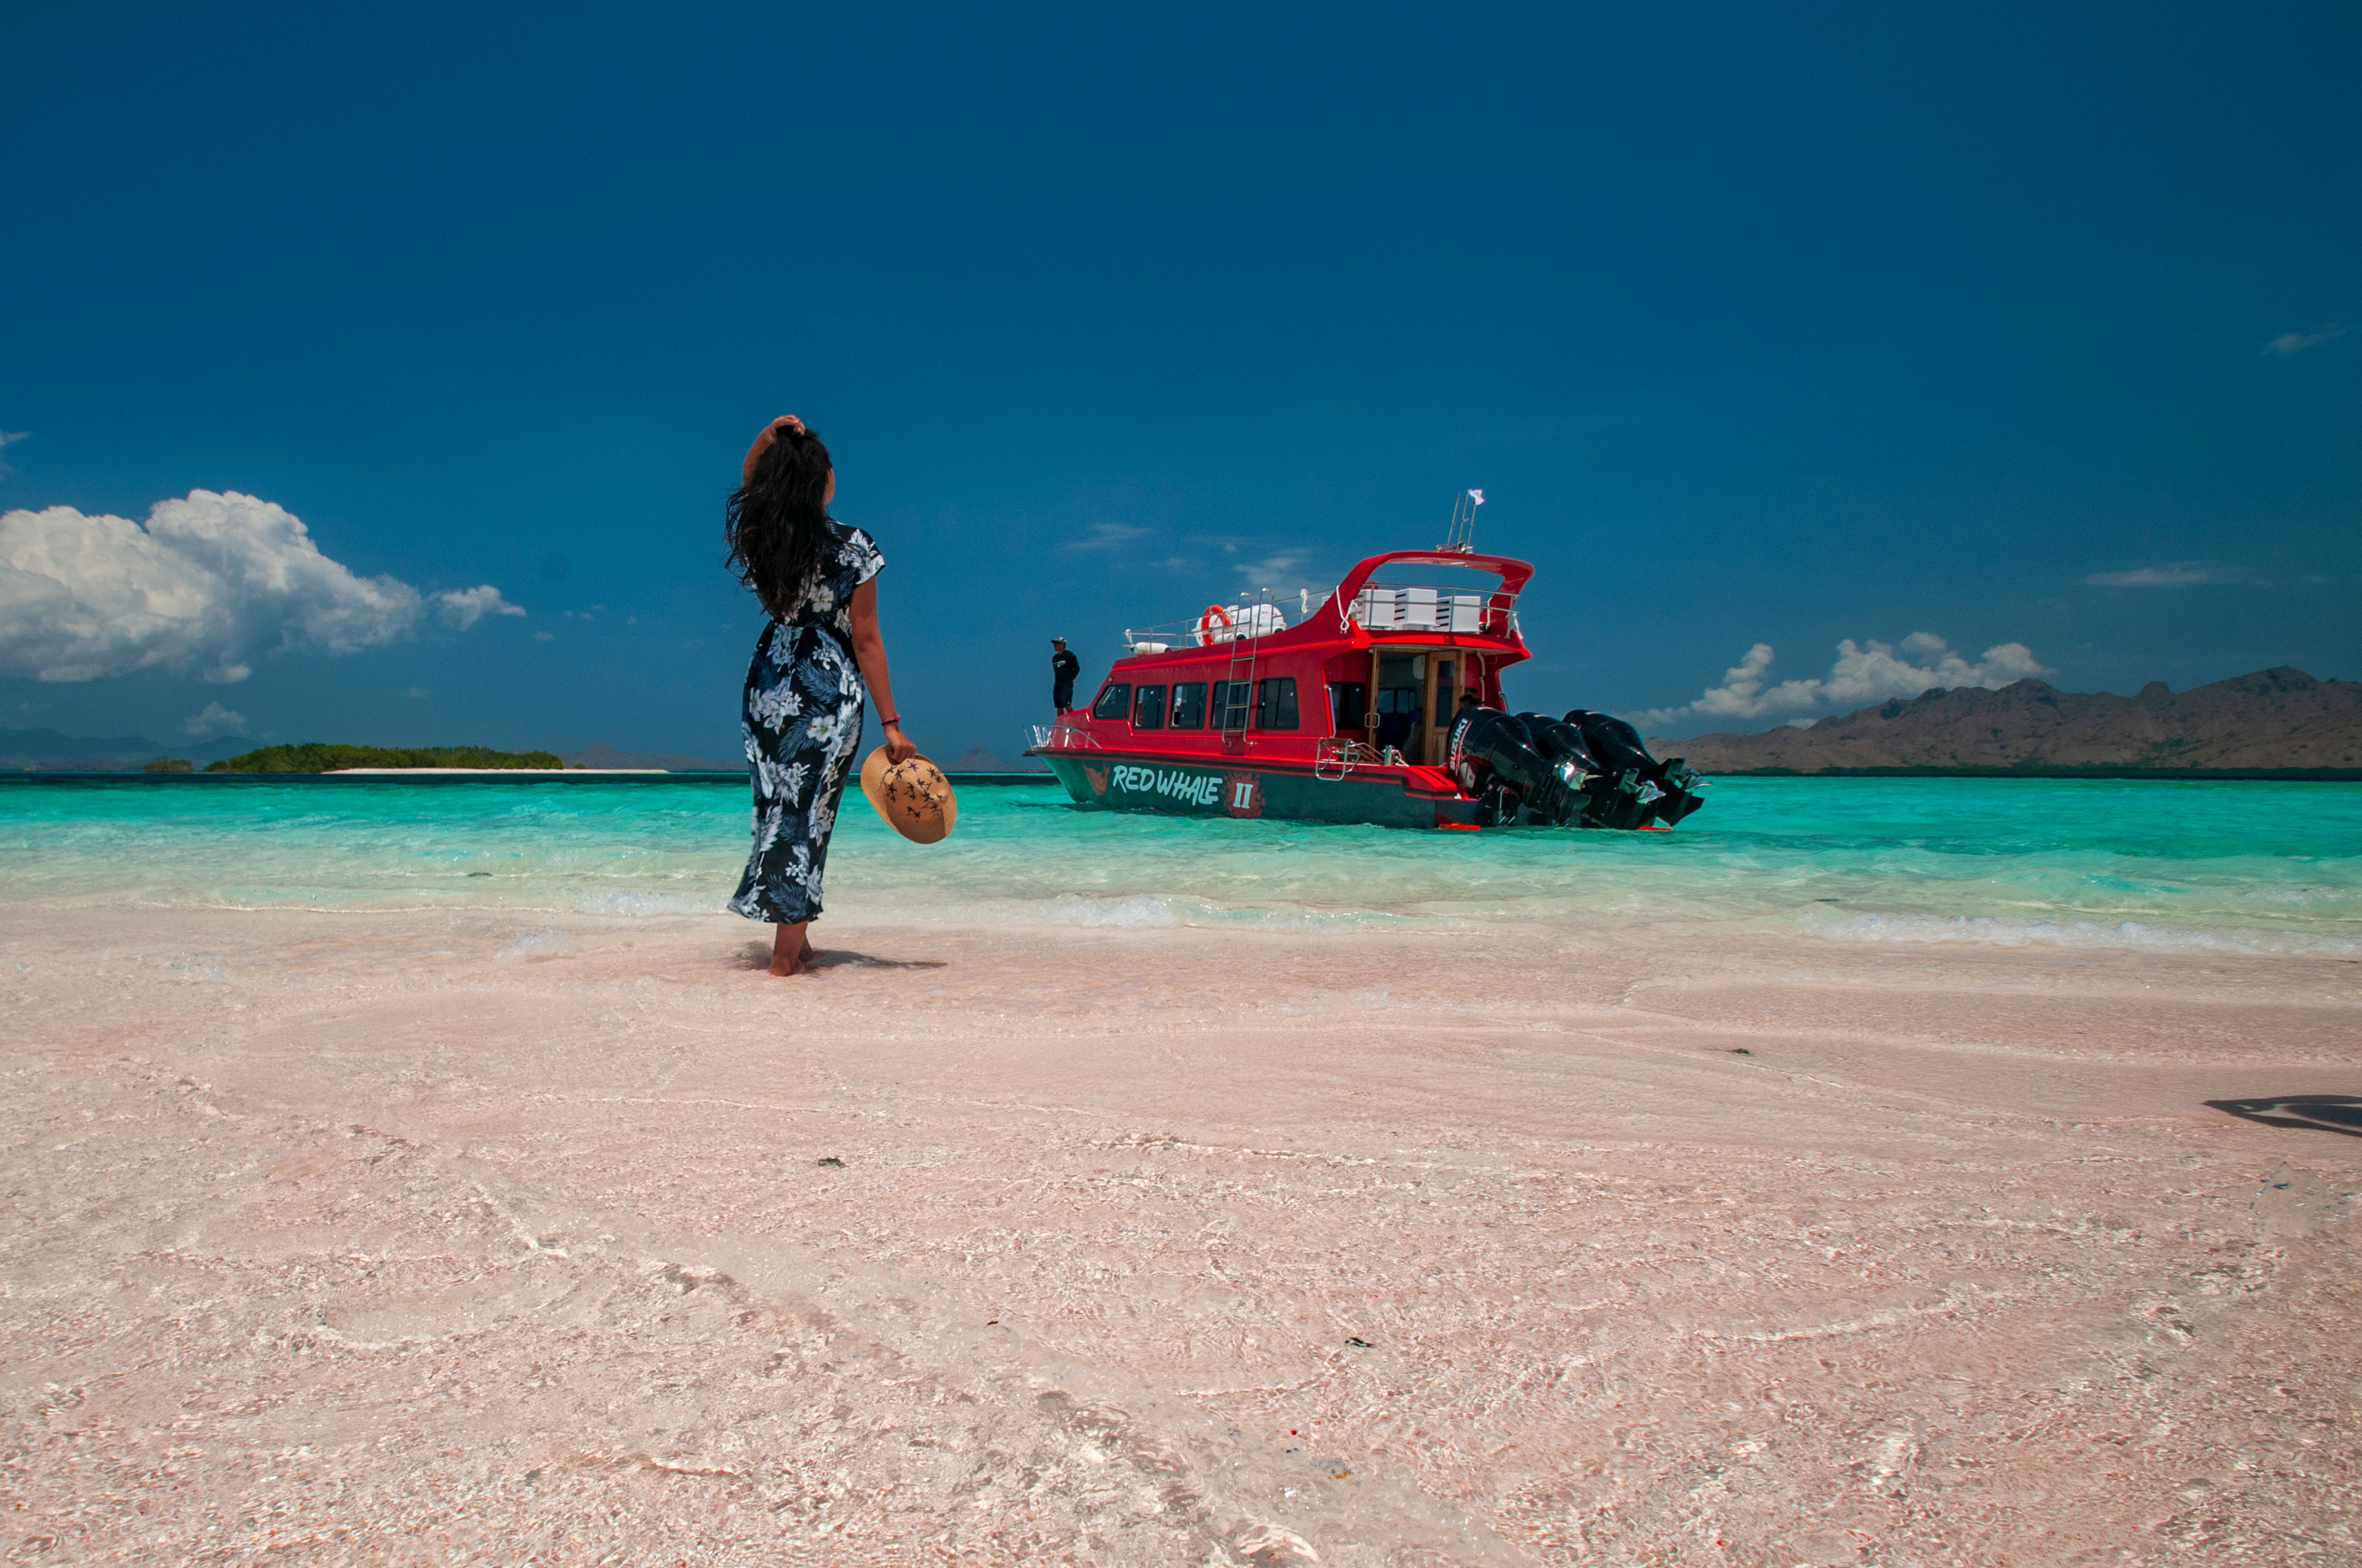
[727,520,886,925]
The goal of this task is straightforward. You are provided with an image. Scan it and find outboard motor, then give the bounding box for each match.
[1516,714,1604,779]
[1652,758,1706,827]
[1514,712,1639,828]
[1563,710,1707,828]
[1446,708,1588,827]
[1449,705,1709,830]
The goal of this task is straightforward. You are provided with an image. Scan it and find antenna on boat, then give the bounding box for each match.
[1440,488,1483,553]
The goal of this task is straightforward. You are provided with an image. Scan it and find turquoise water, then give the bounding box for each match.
[4,776,2360,954]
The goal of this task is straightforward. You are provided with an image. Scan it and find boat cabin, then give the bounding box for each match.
[1057,549,1535,771]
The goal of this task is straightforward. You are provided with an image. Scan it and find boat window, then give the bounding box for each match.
[1169,682,1207,729]
[1211,680,1253,730]
[1431,660,1456,723]
[1254,677,1299,730]
[1131,684,1167,730]
[1090,682,1131,722]
[1374,686,1420,714]
[1327,682,1367,732]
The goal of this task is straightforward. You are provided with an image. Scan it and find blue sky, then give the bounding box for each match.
[3,2,2356,757]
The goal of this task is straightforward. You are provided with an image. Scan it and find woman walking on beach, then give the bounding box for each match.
[724,416,917,976]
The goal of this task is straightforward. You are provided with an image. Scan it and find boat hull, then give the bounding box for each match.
[1038,750,1478,830]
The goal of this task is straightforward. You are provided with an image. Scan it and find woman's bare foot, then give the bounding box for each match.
[768,922,813,977]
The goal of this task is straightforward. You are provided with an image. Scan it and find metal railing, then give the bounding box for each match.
[1123,587,1320,653]
[1029,720,1103,751]
[1346,583,1520,637]
[1313,738,1383,780]
[1120,579,1520,653]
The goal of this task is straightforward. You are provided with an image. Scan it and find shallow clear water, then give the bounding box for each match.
[4,775,2360,955]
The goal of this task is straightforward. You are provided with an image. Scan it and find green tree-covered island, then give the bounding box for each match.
[205,744,565,773]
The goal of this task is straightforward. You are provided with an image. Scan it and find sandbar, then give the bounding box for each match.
[2,904,2356,1563]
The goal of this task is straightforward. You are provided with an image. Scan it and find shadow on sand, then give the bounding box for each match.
[2205,1094,2362,1138]
[735,942,946,973]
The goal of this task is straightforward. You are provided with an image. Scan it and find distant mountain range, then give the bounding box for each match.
[558,742,747,772]
[0,732,1048,773]
[557,743,1043,773]
[942,747,1046,771]
[0,728,254,771]
[1657,667,2362,774]
[13,675,2354,778]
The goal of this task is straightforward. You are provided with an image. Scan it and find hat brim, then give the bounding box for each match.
[858,748,958,845]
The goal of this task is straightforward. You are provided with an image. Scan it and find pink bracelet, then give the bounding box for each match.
[878,715,901,727]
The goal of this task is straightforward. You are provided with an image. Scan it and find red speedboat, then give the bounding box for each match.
[1027,524,1706,831]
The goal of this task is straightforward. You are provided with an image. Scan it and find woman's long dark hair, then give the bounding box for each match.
[724,425,834,619]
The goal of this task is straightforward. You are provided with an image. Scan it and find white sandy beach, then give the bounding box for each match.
[3,904,2357,1564]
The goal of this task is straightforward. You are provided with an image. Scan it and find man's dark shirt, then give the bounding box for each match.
[1051,649,1081,706]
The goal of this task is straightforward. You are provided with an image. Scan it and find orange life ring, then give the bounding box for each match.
[1193,604,1235,645]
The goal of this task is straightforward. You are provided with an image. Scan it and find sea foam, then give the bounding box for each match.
[1804,910,2362,958]
[494,926,573,959]
[1036,893,1400,931]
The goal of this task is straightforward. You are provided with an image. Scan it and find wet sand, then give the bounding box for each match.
[3,904,2357,1564]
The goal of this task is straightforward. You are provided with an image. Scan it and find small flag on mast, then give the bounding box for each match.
[1468,489,1484,505]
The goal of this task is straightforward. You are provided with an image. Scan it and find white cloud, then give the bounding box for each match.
[1238,551,1309,582]
[433,584,525,628]
[183,701,246,738]
[2085,563,2215,586]
[1638,642,1824,724]
[1057,522,1154,554]
[2264,324,2345,357]
[0,431,27,479]
[0,490,520,682]
[1627,633,2049,729]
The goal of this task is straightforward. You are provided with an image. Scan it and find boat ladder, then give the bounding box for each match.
[1219,601,1263,756]
[1314,738,1376,781]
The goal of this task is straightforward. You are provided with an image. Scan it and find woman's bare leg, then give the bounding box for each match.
[768,921,811,977]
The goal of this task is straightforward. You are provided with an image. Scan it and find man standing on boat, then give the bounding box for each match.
[1051,637,1081,714]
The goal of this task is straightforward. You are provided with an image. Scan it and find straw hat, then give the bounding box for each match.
[859,748,958,844]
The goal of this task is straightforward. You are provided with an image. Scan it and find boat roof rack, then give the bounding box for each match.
[1332,549,1533,602]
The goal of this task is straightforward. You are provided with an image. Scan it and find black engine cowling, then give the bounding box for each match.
[1562,709,1706,828]
[1445,705,1706,829]
[1446,709,1586,826]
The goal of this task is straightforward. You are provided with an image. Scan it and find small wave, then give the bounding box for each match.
[1805,910,2362,957]
[1038,893,1402,932]
[1050,893,1187,928]
[569,890,725,917]
[495,926,572,959]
